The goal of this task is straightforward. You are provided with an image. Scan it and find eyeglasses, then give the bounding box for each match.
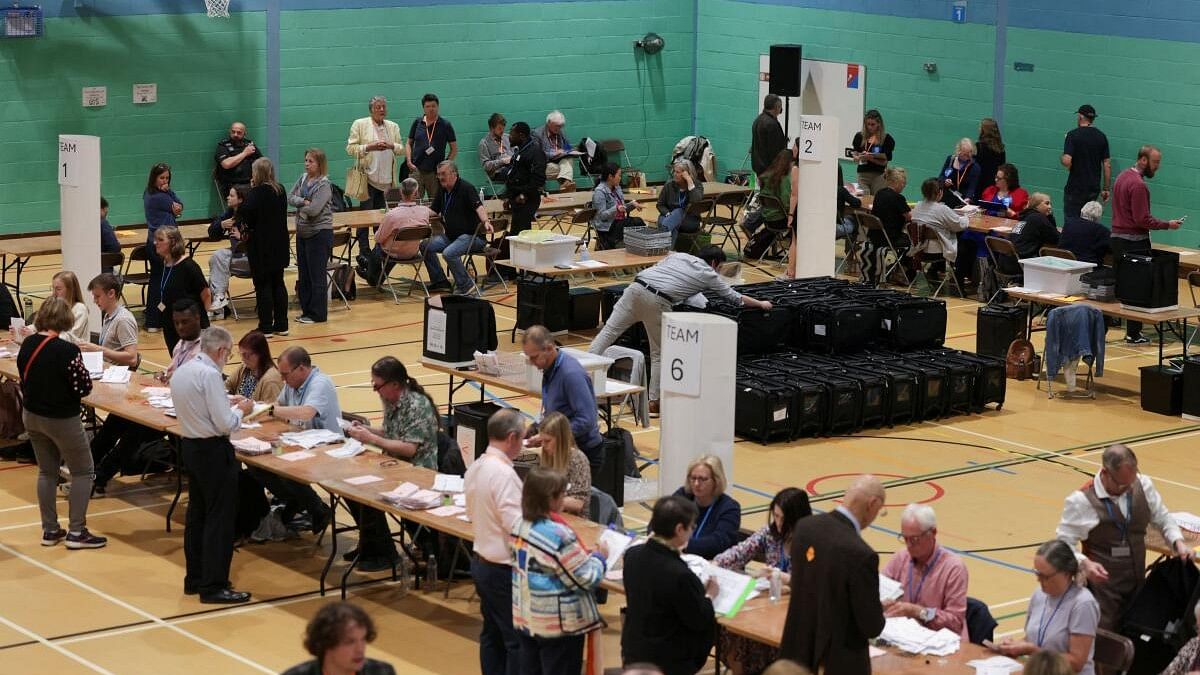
[897,528,932,545]
[687,474,712,483]
[1032,568,1062,582]
[372,380,394,392]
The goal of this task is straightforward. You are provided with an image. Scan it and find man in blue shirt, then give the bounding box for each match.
[405,93,458,201]
[521,325,605,473]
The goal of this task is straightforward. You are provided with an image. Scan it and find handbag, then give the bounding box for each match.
[344,163,369,202]
[1005,338,1040,380]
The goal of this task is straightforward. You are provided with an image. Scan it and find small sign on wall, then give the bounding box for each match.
[82,86,106,108]
[133,83,157,104]
[951,1,966,23]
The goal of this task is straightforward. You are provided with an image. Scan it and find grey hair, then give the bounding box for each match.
[399,177,420,200]
[673,158,698,182]
[1081,201,1104,221]
[901,503,936,530]
[1036,539,1080,577]
[437,160,459,176]
[1102,444,1137,472]
[521,325,555,349]
[200,326,233,356]
[486,408,526,442]
[546,110,566,126]
[955,137,977,156]
[368,95,387,109]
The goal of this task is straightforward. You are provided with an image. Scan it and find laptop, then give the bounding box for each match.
[976,199,1008,214]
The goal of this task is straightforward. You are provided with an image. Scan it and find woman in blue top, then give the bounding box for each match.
[939,138,982,202]
[590,163,644,250]
[671,454,741,559]
[143,163,183,331]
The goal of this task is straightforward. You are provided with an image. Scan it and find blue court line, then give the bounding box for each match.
[966,460,1017,475]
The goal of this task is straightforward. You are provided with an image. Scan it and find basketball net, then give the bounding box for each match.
[204,0,230,18]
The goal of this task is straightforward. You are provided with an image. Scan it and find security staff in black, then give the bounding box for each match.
[214,122,262,197]
[1060,105,1111,219]
[503,121,546,238]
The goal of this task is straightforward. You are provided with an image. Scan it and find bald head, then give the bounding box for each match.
[844,474,886,529]
[1101,444,1137,472]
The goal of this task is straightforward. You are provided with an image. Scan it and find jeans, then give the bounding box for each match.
[253,266,288,334]
[182,437,238,595]
[472,556,520,675]
[517,632,585,675]
[360,184,387,252]
[588,283,669,401]
[296,229,333,322]
[1109,237,1152,337]
[25,411,94,533]
[423,233,484,292]
[1062,188,1099,220]
[145,237,164,328]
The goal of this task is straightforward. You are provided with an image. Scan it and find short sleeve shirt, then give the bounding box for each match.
[408,117,457,172]
[852,132,896,175]
[431,178,483,240]
[1023,586,1099,675]
[382,389,439,470]
[101,306,139,359]
[1063,126,1110,193]
[161,257,211,329]
[276,367,343,435]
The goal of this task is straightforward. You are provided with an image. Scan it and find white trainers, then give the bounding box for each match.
[210,293,229,311]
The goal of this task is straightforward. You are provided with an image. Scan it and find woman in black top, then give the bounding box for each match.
[18,297,106,550]
[281,601,395,675]
[153,225,210,353]
[939,138,982,202]
[1011,192,1060,259]
[240,157,291,337]
[976,117,1006,194]
[622,495,718,675]
[864,166,912,286]
[850,109,895,195]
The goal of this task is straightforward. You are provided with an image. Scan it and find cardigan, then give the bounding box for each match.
[622,538,716,675]
[510,514,606,637]
[288,174,333,239]
[225,364,284,402]
[345,116,405,187]
[17,334,92,418]
[671,488,742,559]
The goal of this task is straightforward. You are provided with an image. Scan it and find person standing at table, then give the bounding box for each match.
[346,95,405,251]
[850,109,894,195]
[170,326,254,604]
[534,110,576,192]
[143,162,183,333]
[504,122,546,239]
[213,121,261,198]
[465,409,527,675]
[780,474,886,675]
[751,94,788,175]
[976,117,1006,195]
[405,93,458,200]
[1061,104,1111,219]
[1109,145,1183,344]
[478,113,512,184]
[939,138,981,202]
[19,297,106,550]
[153,225,211,353]
[424,160,494,295]
[881,503,969,640]
[622,495,719,675]
[344,356,439,572]
[1055,444,1193,631]
[289,148,335,326]
[521,326,605,478]
[242,157,290,337]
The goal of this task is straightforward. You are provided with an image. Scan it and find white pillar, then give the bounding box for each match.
[58,135,102,332]
[658,312,737,496]
[792,116,839,278]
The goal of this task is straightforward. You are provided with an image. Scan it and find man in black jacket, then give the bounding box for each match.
[504,122,546,237]
[751,94,788,175]
[780,474,886,675]
[1059,200,1111,265]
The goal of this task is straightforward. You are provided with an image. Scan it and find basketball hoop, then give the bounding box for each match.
[204,0,230,18]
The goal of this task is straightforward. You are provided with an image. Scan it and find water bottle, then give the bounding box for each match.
[397,556,411,596]
[479,187,486,203]
[769,568,782,603]
[580,244,590,262]
[426,554,438,587]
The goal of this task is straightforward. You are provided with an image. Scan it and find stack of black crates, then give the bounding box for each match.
[680,276,1005,443]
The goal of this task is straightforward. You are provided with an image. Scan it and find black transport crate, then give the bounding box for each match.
[976,304,1027,358]
[735,379,796,444]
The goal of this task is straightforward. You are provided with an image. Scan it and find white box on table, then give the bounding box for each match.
[506,234,580,268]
[1019,256,1096,295]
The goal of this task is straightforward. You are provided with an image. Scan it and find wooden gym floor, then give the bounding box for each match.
[0,225,1197,674]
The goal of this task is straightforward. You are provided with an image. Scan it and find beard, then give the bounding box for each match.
[1142,165,1156,179]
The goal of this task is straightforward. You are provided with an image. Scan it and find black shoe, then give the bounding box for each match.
[187,582,230,595]
[65,528,107,549]
[341,548,360,562]
[310,507,331,535]
[355,556,397,573]
[1124,334,1150,345]
[199,588,251,604]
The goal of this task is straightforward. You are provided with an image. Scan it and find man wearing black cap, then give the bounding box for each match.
[1060,104,1111,219]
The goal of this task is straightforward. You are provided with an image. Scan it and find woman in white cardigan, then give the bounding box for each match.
[910,177,969,283]
[12,271,89,344]
[346,95,405,249]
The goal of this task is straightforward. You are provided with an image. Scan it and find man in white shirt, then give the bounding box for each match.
[170,326,254,604]
[1056,444,1194,629]
[464,409,526,675]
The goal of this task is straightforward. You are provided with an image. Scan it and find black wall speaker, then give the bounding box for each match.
[769,44,803,97]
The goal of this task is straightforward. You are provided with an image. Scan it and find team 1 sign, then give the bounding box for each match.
[58,138,80,187]
[661,314,702,397]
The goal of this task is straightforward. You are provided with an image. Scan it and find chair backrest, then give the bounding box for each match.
[393,225,433,242]
[985,235,1018,259]
[1092,628,1134,671]
[985,236,1021,276]
[129,244,150,262]
[1040,246,1077,261]
[100,251,125,270]
[1189,270,1200,309]
[572,207,597,225]
[856,211,884,231]
[716,190,746,208]
[600,139,626,154]
[686,198,715,217]
[965,597,997,644]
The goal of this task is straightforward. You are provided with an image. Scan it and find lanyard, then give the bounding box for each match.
[948,159,972,190]
[423,118,438,145]
[442,188,454,214]
[907,548,942,603]
[549,133,561,153]
[691,501,714,541]
[1036,588,1072,647]
[677,189,687,210]
[159,263,176,299]
[1103,492,1133,543]
[779,551,791,573]
[100,310,117,346]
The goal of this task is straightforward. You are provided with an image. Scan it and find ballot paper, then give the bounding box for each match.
[344,474,383,486]
[966,655,1023,673]
[597,529,636,565]
[427,505,465,518]
[142,386,171,397]
[879,573,904,603]
[879,617,961,656]
[1172,511,1200,533]
[101,366,132,384]
[232,437,273,455]
[146,396,174,409]
[452,493,466,507]
[325,438,366,459]
[243,402,273,421]
[380,482,442,509]
[432,474,465,493]
[239,421,262,430]
[703,564,759,617]
[277,450,316,462]
[82,351,104,377]
[869,646,886,659]
[279,429,344,449]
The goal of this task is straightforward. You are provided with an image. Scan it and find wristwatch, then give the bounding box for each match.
[920,607,936,623]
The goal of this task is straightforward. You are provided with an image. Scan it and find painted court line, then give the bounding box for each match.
[0,613,113,673]
[0,542,274,673]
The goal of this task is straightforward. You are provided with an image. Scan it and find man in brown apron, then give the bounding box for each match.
[1055,444,1193,631]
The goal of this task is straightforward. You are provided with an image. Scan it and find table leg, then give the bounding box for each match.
[1158,320,1166,366]
[2,254,30,311]
[165,436,183,533]
[446,373,455,410]
[320,493,342,598]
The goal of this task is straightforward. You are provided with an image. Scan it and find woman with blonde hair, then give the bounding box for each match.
[532,412,592,519]
[850,109,895,194]
[864,166,912,286]
[671,454,742,558]
[289,148,334,325]
[939,137,981,202]
[12,271,88,344]
[242,156,290,337]
[153,224,210,352]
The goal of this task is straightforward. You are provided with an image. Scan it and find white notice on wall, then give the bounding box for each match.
[797,116,828,163]
[82,86,107,108]
[132,83,157,104]
[661,314,702,397]
[426,308,447,355]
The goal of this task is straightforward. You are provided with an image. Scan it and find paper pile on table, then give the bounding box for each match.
[325,438,365,459]
[879,617,960,656]
[379,482,442,509]
[966,655,1023,673]
[279,429,343,449]
[879,573,903,602]
[232,437,273,455]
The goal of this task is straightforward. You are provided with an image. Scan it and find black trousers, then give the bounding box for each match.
[1063,187,1099,220]
[252,266,288,334]
[182,437,239,595]
[1109,237,1153,337]
[348,502,398,560]
[360,185,386,252]
[509,194,541,236]
[91,416,161,485]
[145,240,164,329]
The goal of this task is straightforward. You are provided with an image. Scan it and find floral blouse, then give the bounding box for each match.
[712,525,789,572]
[383,389,439,470]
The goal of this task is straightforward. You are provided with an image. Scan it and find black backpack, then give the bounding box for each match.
[577,137,609,176]
[329,182,351,213]
[1121,555,1200,674]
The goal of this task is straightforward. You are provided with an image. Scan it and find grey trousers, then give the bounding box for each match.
[588,283,669,400]
[24,410,94,533]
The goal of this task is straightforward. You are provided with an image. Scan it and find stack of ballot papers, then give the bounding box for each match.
[101,366,132,384]
[379,482,442,510]
[432,474,465,492]
[232,437,273,455]
[966,655,1023,673]
[879,617,960,656]
[82,352,105,377]
[677,553,759,616]
[279,429,343,449]
[879,573,903,602]
[146,395,174,409]
[325,438,365,459]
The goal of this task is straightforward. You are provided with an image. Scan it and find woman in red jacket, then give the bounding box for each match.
[980,163,1029,219]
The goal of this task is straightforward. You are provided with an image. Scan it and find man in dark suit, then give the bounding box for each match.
[750,94,788,175]
[780,475,887,675]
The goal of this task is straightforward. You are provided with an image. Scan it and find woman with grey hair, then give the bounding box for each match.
[995,539,1099,674]
[1059,200,1111,265]
[656,159,704,242]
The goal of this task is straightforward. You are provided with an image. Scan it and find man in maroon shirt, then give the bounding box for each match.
[1110,145,1183,343]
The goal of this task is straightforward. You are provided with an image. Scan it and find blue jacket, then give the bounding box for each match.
[1045,304,1106,378]
[671,488,742,559]
[99,217,120,254]
[143,189,182,240]
[541,351,604,460]
[1059,216,1111,265]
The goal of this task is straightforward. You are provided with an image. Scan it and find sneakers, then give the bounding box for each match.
[272,329,290,336]
[209,293,229,311]
[295,316,315,325]
[65,529,108,550]
[427,281,452,293]
[41,528,67,547]
[1125,334,1150,345]
[146,326,161,333]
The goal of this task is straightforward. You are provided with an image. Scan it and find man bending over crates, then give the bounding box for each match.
[587,246,772,416]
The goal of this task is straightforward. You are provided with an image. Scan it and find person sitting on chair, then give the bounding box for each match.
[1059,200,1111,266]
[746,149,798,271]
[656,159,704,243]
[911,177,969,285]
[359,177,434,287]
[206,185,249,317]
[591,163,644,250]
[423,161,494,295]
[478,113,512,184]
[1011,192,1060,259]
[534,110,576,192]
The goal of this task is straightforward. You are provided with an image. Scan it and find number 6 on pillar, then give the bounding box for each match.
[661,314,702,397]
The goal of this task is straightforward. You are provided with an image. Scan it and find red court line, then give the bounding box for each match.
[0,463,35,472]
